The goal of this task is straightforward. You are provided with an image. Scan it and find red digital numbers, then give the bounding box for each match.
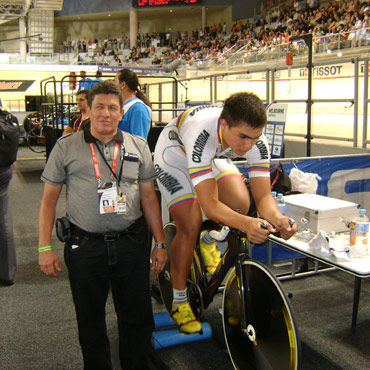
[135,0,199,7]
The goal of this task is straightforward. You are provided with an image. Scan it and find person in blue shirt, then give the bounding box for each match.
[78,70,91,91]
[88,70,104,89]
[114,69,152,139]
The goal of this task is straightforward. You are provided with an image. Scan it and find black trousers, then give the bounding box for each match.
[64,217,154,370]
[0,165,16,281]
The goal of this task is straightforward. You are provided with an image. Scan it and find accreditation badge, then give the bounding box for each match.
[98,182,117,214]
[116,194,127,214]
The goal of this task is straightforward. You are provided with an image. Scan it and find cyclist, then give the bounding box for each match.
[154,92,297,334]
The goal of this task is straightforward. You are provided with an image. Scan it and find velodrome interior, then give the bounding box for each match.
[0,1,370,369]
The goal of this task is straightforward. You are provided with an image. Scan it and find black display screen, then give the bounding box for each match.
[133,0,200,7]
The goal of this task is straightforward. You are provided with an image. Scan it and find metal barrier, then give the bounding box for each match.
[5,60,369,155]
[142,56,370,152]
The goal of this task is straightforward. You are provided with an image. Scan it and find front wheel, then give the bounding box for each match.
[222,260,301,370]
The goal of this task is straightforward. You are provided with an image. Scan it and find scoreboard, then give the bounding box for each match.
[133,0,200,7]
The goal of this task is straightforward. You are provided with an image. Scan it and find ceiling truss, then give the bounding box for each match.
[0,0,63,25]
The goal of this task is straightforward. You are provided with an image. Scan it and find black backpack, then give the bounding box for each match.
[270,161,292,195]
[244,161,292,217]
[0,108,20,167]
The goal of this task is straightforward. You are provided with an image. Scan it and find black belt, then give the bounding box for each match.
[69,216,145,241]
[70,223,128,241]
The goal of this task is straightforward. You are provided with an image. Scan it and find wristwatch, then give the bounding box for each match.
[154,243,166,249]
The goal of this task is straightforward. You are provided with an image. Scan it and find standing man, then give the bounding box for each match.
[78,70,91,91]
[63,90,90,135]
[0,102,18,287]
[154,92,297,333]
[38,81,166,369]
[88,70,104,89]
[114,69,152,139]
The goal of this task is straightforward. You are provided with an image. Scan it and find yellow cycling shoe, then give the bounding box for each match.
[200,232,221,274]
[171,302,202,334]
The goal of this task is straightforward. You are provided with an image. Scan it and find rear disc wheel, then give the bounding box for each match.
[222,260,301,370]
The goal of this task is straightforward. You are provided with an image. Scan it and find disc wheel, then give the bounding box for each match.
[222,260,301,370]
[157,222,203,319]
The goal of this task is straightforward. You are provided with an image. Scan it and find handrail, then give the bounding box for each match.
[185,28,370,70]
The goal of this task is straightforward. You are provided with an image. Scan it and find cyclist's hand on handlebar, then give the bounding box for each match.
[274,216,298,240]
[246,218,275,244]
[151,248,167,275]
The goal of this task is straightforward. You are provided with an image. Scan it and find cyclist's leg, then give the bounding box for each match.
[154,143,202,333]
[154,143,201,292]
[170,203,202,291]
[167,202,203,333]
[200,159,251,270]
[213,159,251,214]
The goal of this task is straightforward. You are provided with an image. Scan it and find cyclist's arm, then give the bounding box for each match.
[195,178,271,244]
[250,176,297,239]
[250,176,281,221]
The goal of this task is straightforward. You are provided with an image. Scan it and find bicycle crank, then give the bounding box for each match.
[187,279,204,319]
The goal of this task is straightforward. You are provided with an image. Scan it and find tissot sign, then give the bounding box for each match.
[299,65,343,77]
[0,80,35,91]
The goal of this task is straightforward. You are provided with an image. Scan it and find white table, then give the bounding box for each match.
[268,233,370,327]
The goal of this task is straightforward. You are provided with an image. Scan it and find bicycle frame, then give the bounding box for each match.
[192,221,251,318]
[160,219,301,370]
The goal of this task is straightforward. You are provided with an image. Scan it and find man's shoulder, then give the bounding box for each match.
[57,130,84,147]
[131,100,151,116]
[122,130,146,145]
[187,105,222,119]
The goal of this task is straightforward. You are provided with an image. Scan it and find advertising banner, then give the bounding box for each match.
[265,103,287,158]
[0,80,35,92]
[282,155,370,211]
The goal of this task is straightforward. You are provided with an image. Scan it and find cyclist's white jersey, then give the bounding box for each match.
[154,105,270,212]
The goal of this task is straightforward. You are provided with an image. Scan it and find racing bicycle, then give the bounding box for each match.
[158,218,301,370]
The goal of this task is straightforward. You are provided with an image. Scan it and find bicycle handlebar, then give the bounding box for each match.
[261,218,296,237]
[204,218,296,242]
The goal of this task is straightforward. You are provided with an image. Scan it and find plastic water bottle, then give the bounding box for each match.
[354,209,369,247]
[277,193,286,215]
[271,191,277,201]
[200,226,230,243]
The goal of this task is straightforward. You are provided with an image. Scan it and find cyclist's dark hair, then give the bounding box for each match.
[116,68,152,108]
[220,92,266,129]
[88,81,123,109]
[77,89,89,99]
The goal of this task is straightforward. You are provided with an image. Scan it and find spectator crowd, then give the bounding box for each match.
[61,0,370,68]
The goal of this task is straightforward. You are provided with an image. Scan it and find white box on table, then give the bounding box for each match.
[284,193,360,234]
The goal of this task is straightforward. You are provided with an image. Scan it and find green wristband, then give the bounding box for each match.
[38,245,53,253]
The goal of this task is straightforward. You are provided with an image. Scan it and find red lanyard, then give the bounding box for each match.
[89,140,120,182]
[73,114,88,132]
